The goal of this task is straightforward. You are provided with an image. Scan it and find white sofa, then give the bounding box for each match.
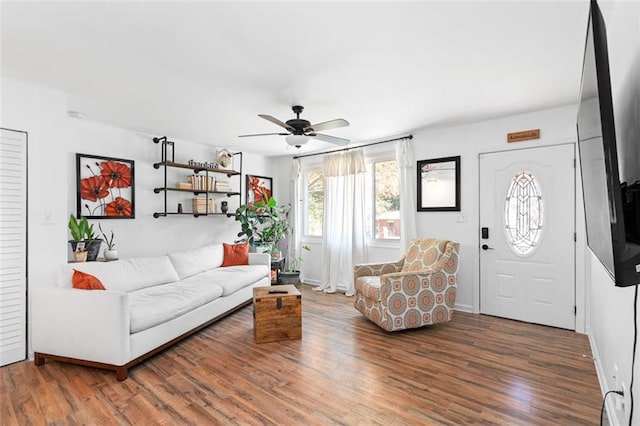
[31,244,270,380]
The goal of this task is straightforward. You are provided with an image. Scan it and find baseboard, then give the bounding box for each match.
[587,327,624,426]
[454,303,473,313]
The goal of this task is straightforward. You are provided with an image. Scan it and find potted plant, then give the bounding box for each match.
[99,223,118,261]
[68,214,102,261]
[72,241,88,263]
[235,193,291,257]
[279,245,310,285]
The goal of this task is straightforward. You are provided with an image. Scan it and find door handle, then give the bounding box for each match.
[481,244,495,250]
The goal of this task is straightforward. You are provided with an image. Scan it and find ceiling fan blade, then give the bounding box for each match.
[258,114,294,131]
[238,132,290,138]
[310,133,350,146]
[304,118,349,132]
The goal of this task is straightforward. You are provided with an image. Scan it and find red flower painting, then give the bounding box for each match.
[100,161,132,188]
[105,197,133,216]
[77,154,135,218]
[80,176,109,202]
[247,175,272,205]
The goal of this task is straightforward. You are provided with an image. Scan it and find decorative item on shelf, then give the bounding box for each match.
[68,214,102,261]
[216,148,232,168]
[72,242,88,263]
[177,203,183,213]
[76,153,135,219]
[98,222,118,261]
[188,159,218,169]
[192,198,215,214]
[220,201,229,214]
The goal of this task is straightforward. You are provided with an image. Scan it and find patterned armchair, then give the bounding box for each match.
[354,239,460,332]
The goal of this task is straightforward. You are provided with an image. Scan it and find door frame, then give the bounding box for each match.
[473,143,586,333]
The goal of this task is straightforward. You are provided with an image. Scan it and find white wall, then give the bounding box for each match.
[1,76,277,353]
[585,1,640,424]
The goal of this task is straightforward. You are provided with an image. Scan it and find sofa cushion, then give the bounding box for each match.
[182,265,268,296]
[168,244,224,279]
[59,256,179,293]
[221,243,249,267]
[129,281,224,333]
[72,269,106,290]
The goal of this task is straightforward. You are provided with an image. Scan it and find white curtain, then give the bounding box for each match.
[396,138,417,250]
[317,149,367,296]
[288,159,302,267]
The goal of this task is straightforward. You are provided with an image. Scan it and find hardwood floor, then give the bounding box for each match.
[1,284,601,425]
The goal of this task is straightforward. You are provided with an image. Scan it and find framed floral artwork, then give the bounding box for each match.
[246,174,272,206]
[76,153,135,219]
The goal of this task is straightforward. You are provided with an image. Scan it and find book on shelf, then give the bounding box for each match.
[188,175,216,191]
[192,197,215,214]
[176,182,191,189]
[215,180,231,192]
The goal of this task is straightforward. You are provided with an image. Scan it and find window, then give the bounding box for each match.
[504,170,544,255]
[300,157,400,241]
[373,160,400,240]
[304,169,323,236]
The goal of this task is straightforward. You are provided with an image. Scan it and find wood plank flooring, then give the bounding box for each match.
[1,284,601,425]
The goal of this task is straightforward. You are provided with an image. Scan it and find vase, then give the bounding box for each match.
[104,249,118,261]
[220,201,228,214]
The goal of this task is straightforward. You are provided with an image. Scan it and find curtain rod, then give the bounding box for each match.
[292,134,413,160]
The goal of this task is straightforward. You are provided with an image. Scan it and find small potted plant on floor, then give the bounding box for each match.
[279,245,310,286]
[99,223,118,261]
[68,214,102,261]
[235,193,291,258]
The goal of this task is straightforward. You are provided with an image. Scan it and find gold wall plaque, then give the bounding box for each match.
[507,129,540,143]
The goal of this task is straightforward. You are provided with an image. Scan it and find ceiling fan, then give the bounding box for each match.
[239,105,350,148]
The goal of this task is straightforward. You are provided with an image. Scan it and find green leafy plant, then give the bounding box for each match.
[98,223,116,250]
[235,195,291,254]
[286,245,310,272]
[68,214,90,241]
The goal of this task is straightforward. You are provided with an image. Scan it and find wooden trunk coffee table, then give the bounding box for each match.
[253,285,302,343]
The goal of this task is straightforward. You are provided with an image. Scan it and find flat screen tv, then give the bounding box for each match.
[577,0,640,287]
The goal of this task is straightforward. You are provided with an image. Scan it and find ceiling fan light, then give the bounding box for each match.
[286,134,310,148]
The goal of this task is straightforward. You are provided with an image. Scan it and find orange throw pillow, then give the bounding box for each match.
[72,269,106,290]
[222,243,249,267]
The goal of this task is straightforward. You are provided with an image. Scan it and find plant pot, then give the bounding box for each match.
[104,249,118,261]
[279,271,301,286]
[73,251,88,262]
[69,239,102,261]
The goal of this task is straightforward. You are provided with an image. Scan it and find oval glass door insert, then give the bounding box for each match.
[504,170,544,255]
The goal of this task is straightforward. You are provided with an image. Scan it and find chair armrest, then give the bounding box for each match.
[354,259,404,279]
[31,286,131,365]
[379,268,457,304]
[248,252,270,268]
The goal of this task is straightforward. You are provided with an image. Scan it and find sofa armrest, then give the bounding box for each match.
[248,252,270,269]
[354,259,404,279]
[31,286,131,365]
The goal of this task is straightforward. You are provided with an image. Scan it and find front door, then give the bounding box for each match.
[479,144,575,329]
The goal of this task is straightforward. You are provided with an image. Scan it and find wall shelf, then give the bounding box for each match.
[152,136,242,218]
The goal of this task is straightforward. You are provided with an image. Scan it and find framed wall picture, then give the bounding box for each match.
[246,174,273,206]
[417,156,460,212]
[76,153,135,219]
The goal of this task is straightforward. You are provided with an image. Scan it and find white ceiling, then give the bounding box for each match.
[1,1,590,156]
